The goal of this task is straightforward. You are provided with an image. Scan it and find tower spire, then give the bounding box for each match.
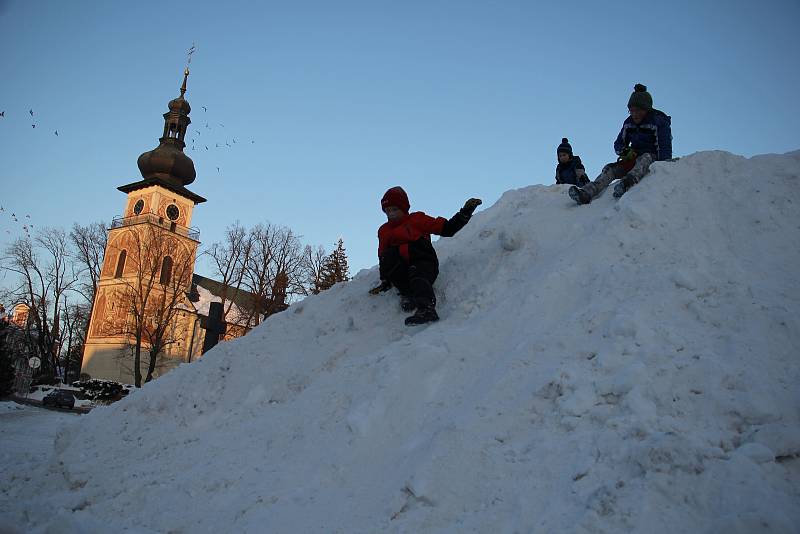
[180,67,189,98]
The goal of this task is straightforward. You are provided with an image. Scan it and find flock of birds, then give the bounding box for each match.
[184,105,258,175]
[0,102,259,180]
[0,206,34,237]
[0,99,259,242]
[0,108,58,136]
[188,101,259,176]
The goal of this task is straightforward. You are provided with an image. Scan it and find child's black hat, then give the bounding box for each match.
[557,138,573,156]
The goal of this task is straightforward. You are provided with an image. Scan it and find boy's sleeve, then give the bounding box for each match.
[613,123,627,155]
[555,168,562,184]
[657,118,673,161]
[377,227,387,259]
[438,210,471,237]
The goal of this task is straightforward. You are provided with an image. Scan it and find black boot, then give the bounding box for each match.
[400,294,416,312]
[614,175,637,198]
[405,301,439,326]
[569,186,592,205]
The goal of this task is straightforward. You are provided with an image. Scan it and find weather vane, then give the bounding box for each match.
[186,42,196,68]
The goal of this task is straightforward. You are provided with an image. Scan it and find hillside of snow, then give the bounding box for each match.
[3,150,799,533]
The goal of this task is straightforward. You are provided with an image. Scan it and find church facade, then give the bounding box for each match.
[81,69,259,385]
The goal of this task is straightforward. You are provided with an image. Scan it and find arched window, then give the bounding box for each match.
[160,256,173,285]
[114,250,127,278]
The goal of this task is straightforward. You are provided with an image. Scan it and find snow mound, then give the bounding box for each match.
[4,150,800,533]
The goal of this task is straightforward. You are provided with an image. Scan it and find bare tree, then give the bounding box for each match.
[70,222,107,305]
[1,229,79,377]
[205,221,251,320]
[60,300,89,383]
[302,244,328,295]
[70,222,107,371]
[239,224,307,327]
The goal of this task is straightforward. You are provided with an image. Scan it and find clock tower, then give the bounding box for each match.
[82,69,207,383]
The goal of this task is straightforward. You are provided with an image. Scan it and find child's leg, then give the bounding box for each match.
[408,261,438,308]
[405,261,440,324]
[625,153,654,185]
[585,162,627,198]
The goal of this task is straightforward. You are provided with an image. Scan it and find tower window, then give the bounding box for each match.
[115,250,127,278]
[160,256,173,285]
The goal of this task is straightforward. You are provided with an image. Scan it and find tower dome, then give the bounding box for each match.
[136,68,196,186]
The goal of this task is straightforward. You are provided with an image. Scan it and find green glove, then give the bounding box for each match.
[618,147,637,162]
[461,198,482,216]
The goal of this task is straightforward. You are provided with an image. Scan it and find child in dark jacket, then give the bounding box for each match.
[370,186,481,325]
[569,84,673,205]
[555,138,589,187]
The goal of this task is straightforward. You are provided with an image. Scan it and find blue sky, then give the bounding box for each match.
[1,0,799,287]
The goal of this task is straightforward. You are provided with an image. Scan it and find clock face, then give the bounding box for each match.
[133,199,144,215]
[166,204,180,221]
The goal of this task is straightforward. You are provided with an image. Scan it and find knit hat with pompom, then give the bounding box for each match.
[628,83,653,111]
[557,137,573,156]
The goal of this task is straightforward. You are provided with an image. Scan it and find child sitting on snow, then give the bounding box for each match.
[555,138,589,187]
[369,186,482,325]
[569,84,673,205]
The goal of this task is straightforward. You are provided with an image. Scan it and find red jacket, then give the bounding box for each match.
[378,212,448,263]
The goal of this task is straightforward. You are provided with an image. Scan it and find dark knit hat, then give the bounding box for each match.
[557,137,573,156]
[381,186,410,213]
[628,83,653,111]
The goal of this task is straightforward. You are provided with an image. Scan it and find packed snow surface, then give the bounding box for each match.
[2,151,799,533]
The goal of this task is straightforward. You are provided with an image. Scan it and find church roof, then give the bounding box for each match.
[190,274,267,324]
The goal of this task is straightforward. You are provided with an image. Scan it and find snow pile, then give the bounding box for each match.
[3,150,799,533]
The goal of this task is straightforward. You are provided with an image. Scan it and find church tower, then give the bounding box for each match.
[82,69,206,384]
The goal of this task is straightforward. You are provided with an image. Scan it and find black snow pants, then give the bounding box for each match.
[380,246,438,306]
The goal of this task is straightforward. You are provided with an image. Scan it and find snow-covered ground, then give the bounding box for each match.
[1,150,799,533]
[0,403,82,530]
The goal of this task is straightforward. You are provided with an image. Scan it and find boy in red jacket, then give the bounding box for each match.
[370,186,481,325]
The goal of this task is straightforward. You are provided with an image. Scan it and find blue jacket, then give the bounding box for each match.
[614,109,672,161]
[555,155,589,186]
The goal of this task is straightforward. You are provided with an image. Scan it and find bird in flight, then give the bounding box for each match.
[29,109,34,116]
[0,111,4,117]
[202,106,207,112]
[31,124,36,128]
[54,130,58,136]
[216,167,220,173]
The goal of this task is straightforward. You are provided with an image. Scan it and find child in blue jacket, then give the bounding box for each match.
[570,84,672,205]
[555,138,589,187]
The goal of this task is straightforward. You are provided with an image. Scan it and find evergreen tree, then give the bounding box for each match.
[317,238,350,292]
